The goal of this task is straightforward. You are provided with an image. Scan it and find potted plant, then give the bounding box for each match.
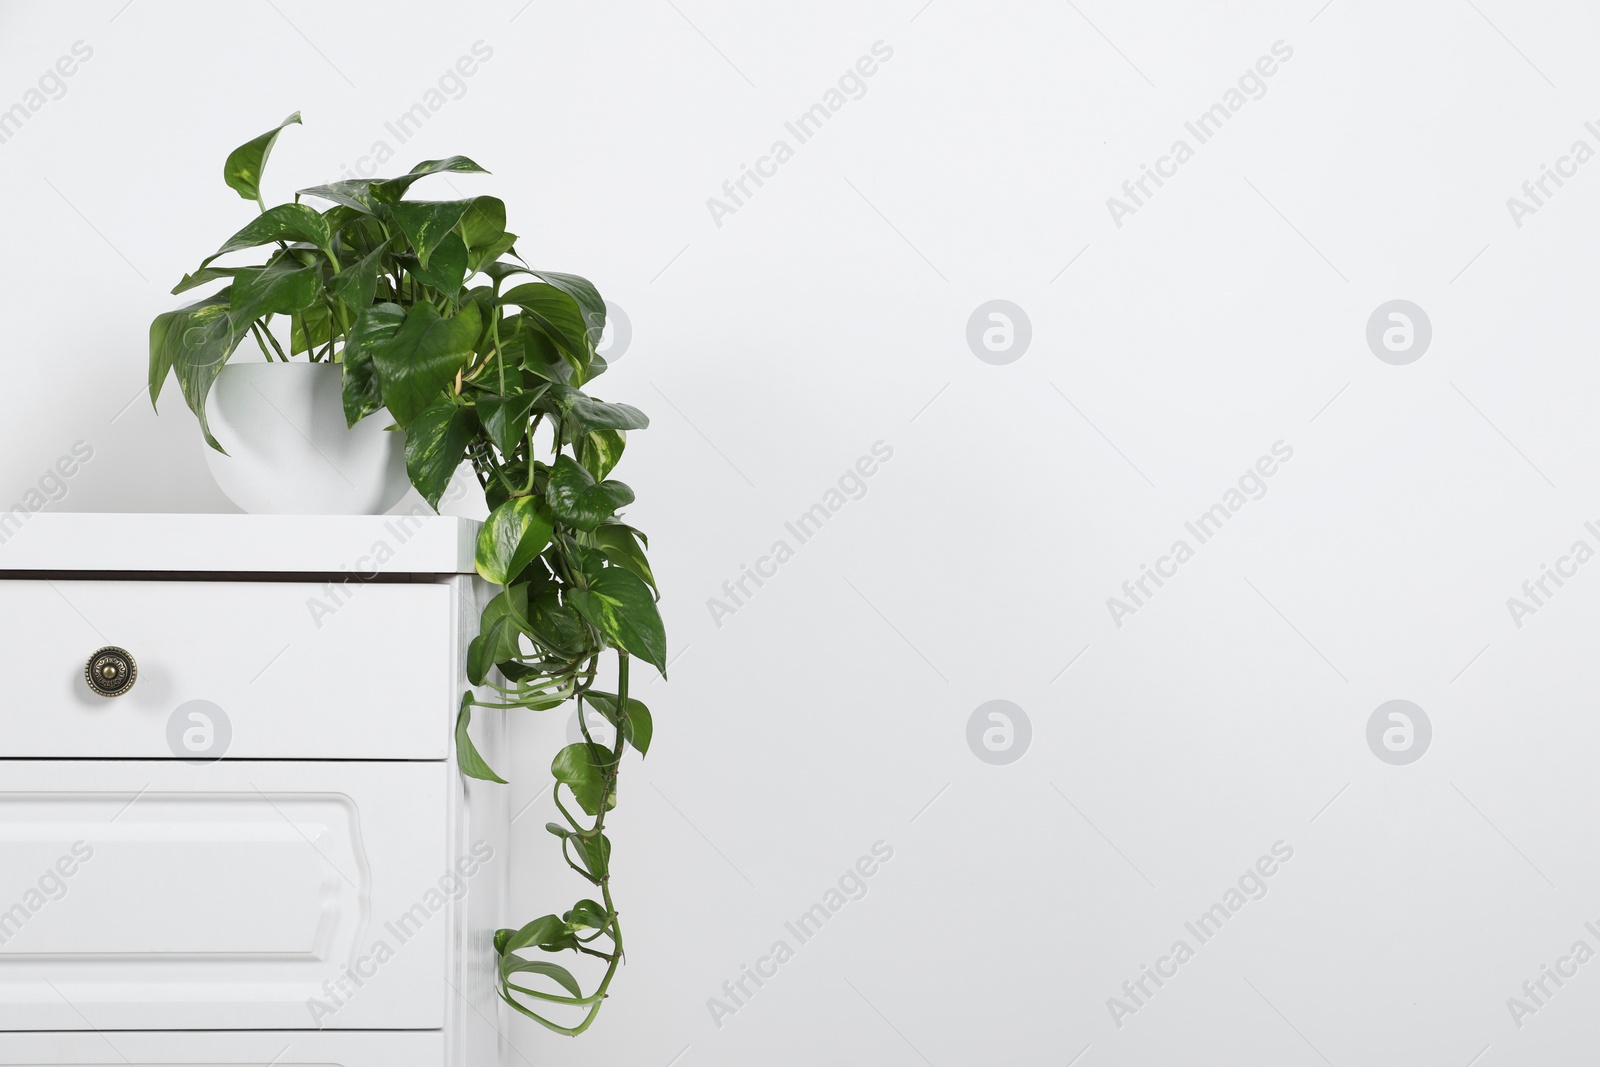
[150,114,666,1035]
[150,113,412,514]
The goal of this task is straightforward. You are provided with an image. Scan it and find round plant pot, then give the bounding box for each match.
[202,362,410,515]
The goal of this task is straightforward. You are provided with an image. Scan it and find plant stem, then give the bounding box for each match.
[248,321,274,361]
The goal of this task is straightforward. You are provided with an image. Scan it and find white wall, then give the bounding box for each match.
[4,1,1600,1063]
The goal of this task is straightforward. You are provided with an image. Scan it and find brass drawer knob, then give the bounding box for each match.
[85,646,137,698]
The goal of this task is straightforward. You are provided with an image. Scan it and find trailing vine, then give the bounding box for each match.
[149,113,664,1035]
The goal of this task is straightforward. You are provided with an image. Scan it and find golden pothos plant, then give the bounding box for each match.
[150,113,664,1035]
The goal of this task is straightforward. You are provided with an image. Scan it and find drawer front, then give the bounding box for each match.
[0,1030,443,1066]
[0,580,453,760]
[0,760,459,1031]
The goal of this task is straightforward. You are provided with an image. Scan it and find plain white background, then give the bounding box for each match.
[5,1,1600,1064]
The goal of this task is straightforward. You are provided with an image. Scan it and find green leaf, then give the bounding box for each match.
[299,158,489,218]
[203,203,331,267]
[529,588,588,655]
[329,243,387,313]
[458,196,507,251]
[455,696,506,783]
[410,231,468,296]
[546,455,633,531]
[297,178,380,215]
[498,914,567,956]
[568,569,667,674]
[341,303,405,426]
[593,524,655,593]
[223,111,300,203]
[551,742,616,817]
[390,199,475,269]
[530,270,605,346]
[559,391,649,436]
[468,585,532,684]
[404,398,473,509]
[579,429,626,480]
[502,956,582,998]
[517,325,574,385]
[584,691,652,756]
[290,299,332,356]
[148,290,245,452]
[468,233,517,276]
[373,155,489,203]
[577,832,611,881]
[322,203,373,238]
[170,266,240,295]
[564,898,609,931]
[370,302,482,427]
[229,257,321,323]
[501,283,591,364]
[477,391,540,456]
[482,260,533,285]
[476,497,555,585]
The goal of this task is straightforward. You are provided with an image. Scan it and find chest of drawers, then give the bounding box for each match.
[0,513,508,1067]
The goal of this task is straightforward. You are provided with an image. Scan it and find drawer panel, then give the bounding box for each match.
[0,1030,443,1066]
[0,760,459,1031]
[0,580,453,760]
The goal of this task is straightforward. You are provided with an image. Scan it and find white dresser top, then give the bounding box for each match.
[0,513,479,574]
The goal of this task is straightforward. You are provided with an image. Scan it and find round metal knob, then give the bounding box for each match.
[85,646,137,698]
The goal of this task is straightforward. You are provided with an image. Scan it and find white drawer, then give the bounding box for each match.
[0,760,457,1031]
[0,580,454,760]
[0,1030,443,1066]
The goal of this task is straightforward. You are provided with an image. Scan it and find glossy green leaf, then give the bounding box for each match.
[501,283,591,363]
[229,257,321,323]
[476,497,555,585]
[593,524,655,593]
[341,303,404,426]
[203,203,331,266]
[517,326,574,385]
[455,696,506,783]
[561,391,649,435]
[584,691,652,756]
[531,270,605,344]
[502,956,582,998]
[170,266,240,295]
[498,914,566,956]
[290,299,332,355]
[322,203,372,238]
[410,231,468,295]
[468,233,517,275]
[579,429,625,481]
[551,742,615,816]
[458,196,507,250]
[370,302,481,427]
[576,832,611,881]
[390,199,475,269]
[482,260,533,285]
[568,569,667,674]
[528,588,588,655]
[373,155,489,202]
[223,111,300,203]
[329,243,387,313]
[297,178,380,215]
[564,898,609,931]
[546,455,633,531]
[468,585,532,684]
[148,290,244,451]
[477,390,539,456]
[404,398,473,509]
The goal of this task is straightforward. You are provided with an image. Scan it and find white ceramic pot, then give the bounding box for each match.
[202,362,410,515]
